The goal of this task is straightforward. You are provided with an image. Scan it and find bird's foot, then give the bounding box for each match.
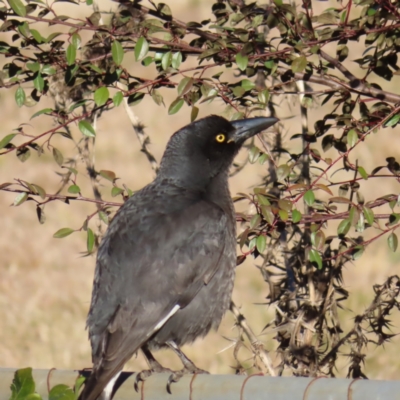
[166,366,209,394]
[134,365,174,392]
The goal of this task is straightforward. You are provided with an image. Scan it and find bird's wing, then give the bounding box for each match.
[81,187,228,400]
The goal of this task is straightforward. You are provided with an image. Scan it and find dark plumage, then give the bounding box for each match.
[79,115,279,400]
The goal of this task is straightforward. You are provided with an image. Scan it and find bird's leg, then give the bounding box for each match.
[134,345,173,392]
[166,341,209,393]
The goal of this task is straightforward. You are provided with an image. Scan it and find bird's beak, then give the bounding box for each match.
[230,117,279,144]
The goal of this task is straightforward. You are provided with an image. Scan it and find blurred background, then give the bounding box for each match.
[1,0,400,380]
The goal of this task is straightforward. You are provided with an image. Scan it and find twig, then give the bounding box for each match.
[230,301,277,377]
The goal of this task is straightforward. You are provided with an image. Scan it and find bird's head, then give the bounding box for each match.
[158,115,279,190]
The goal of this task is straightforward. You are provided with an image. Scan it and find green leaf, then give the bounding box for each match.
[31,184,46,199]
[15,87,26,107]
[8,0,27,17]
[134,37,149,61]
[171,52,182,69]
[312,230,326,251]
[0,133,16,150]
[235,53,248,71]
[111,40,124,65]
[71,33,81,49]
[363,206,374,225]
[337,219,351,236]
[74,376,86,399]
[191,106,199,122]
[30,108,53,119]
[388,232,398,252]
[10,368,35,400]
[309,249,323,269]
[113,91,123,107]
[67,184,80,194]
[292,209,302,223]
[250,214,261,228]
[304,190,315,206]
[232,86,245,97]
[177,77,193,96]
[347,129,358,147]
[87,228,95,253]
[258,89,270,104]
[151,90,164,106]
[142,56,153,67]
[53,228,75,238]
[350,245,363,260]
[291,55,307,73]
[13,192,28,206]
[256,235,266,253]
[33,72,44,92]
[248,146,260,164]
[358,166,368,180]
[261,206,274,224]
[111,187,123,197]
[99,211,109,225]
[385,114,400,127]
[52,147,64,166]
[241,79,255,91]
[94,87,109,107]
[278,209,288,221]
[49,384,75,400]
[276,164,290,181]
[66,44,76,66]
[168,98,184,115]
[161,51,172,70]
[27,62,40,72]
[78,120,96,137]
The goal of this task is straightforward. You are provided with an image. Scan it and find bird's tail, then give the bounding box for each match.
[78,368,121,400]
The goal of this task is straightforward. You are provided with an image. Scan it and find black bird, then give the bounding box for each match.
[79,115,279,400]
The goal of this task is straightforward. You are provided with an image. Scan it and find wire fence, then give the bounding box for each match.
[2,368,400,400]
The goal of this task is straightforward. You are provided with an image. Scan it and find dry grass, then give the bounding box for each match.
[1,0,400,381]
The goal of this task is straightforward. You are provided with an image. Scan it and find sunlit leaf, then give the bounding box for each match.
[235,53,248,71]
[10,368,35,400]
[0,133,16,150]
[67,184,80,194]
[347,129,358,147]
[94,87,109,107]
[53,228,75,238]
[168,98,184,115]
[256,235,266,253]
[388,232,398,252]
[291,55,307,73]
[8,0,26,17]
[304,190,315,206]
[87,228,95,253]
[78,120,96,137]
[309,249,322,269]
[52,147,64,166]
[13,192,28,206]
[49,384,74,400]
[66,44,76,66]
[337,219,351,236]
[135,36,149,61]
[15,87,25,107]
[113,91,123,107]
[111,40,124,65]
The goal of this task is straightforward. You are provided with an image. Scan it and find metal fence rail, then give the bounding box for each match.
[1,368,399,400]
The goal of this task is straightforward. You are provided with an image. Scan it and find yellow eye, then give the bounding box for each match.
[215,134,226,143]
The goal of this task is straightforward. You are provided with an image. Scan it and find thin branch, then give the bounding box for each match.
[229,301,277,377]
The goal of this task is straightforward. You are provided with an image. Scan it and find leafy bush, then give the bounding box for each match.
[2,0,400,379]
